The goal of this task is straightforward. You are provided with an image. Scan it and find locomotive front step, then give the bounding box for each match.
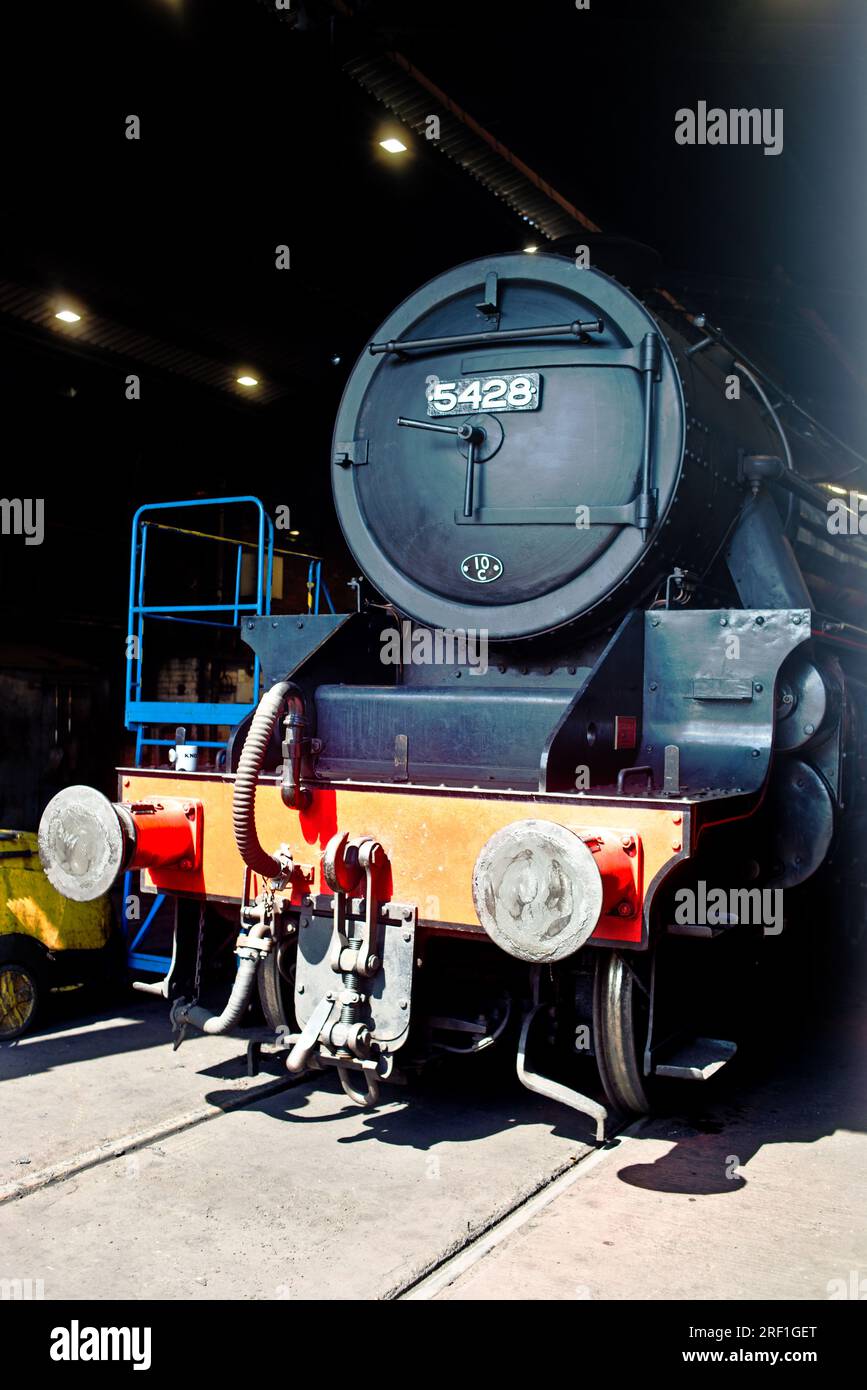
[653,1036,738,1081]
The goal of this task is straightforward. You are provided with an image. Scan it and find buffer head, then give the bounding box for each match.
[472,819,603,963]
[38,786,127,902]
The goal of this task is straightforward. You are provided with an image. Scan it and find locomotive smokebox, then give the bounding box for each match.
[38,786,202,902]
[332,253,777,641]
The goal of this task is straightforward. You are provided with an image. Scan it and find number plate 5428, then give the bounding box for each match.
[427,372,540,416]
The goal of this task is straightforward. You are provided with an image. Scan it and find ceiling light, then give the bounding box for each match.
[55,309,81,323]
[236,375,259,387]
[380,137,407,154]
[289,530,300,539]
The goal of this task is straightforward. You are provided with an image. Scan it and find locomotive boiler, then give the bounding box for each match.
[38,253,867,1135]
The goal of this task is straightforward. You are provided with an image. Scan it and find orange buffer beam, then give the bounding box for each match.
[120,773,690,948]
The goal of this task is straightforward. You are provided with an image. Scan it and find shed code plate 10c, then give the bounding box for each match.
[427,372,540,416]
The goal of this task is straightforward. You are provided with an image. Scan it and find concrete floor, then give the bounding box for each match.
[431,1010,867,1300]
[0,996,281,1194]
[0,995,595,1299]
[0,975,864,1301]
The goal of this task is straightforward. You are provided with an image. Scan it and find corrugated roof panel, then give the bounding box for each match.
[0,278,287,404]
[344,50,603,242]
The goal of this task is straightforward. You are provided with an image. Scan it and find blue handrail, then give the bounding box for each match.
[307,558,336,616]
[125,496,276,747]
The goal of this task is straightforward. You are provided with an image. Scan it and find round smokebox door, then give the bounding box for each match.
[472,819,603,963]
[332,254,685,640]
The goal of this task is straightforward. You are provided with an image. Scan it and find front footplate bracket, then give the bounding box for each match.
[517,1002,608,1143]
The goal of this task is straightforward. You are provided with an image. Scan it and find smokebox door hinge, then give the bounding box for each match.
[334,439,369,467]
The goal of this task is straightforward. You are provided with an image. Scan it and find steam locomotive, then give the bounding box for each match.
[38,253,867,1136]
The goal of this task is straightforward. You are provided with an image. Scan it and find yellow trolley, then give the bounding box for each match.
[0,829,115,1039]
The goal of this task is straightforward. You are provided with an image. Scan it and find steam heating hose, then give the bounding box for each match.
[232,679,294,880]
[176,681,306,1039]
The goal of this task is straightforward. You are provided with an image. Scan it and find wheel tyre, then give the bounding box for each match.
[0,957,41,1040]
[257,938,296,1032]
[592,949,650,1116]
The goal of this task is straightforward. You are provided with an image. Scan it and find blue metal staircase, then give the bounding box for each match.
[122,495,334,974]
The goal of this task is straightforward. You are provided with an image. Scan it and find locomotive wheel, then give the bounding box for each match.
[257,937,297,1031]
[592,949,651,1116]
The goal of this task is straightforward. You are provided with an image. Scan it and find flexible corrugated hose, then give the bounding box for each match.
[232,679,291,880]
[178,958,258,1035]
[171,917,270,1037]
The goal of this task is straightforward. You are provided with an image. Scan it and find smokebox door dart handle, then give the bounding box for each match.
[396,417,486,517]
[396,416,479,438]
[463,438,477,518]
[370,319,604,355]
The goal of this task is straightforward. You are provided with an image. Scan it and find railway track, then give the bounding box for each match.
[2,994,863,1303]
[0,1012,608,1299]
[393,1120,639,1300]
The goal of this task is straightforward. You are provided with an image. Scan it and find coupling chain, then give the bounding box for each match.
[191,902,206,1007]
